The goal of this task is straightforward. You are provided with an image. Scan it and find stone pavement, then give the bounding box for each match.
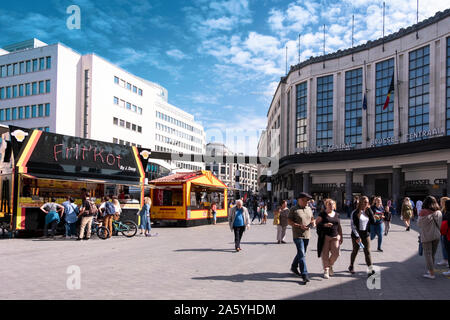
[0,215,449,300]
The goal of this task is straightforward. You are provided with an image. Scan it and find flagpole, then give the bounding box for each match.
[416,0,419,39]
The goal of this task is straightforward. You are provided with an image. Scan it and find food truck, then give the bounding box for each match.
[0,125,149,237]
[150,171,228,226]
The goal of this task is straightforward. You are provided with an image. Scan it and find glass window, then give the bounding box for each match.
[0,109,4,121]
[45,80,51,93]
[316,75,334,149]
[31,105,37,118]
[127,83,131,90]
[46,56,51,69]
[408,45,430,141]
[12,107,17,120]
[13,85,18,98]
[120,119,125,127]
[19,84,24,97]
[345,68,363,148]
[13,63,19,75]
[113,138,118,144]
[114,76,119,84]
[5,108,10,121]
[375,58,395,143]
[45,127,50,132]
[32,59,38,72]
[0,65,5,77]
[126,122,131,129]
[39,58,45,70]
[26,60,31,73]
[296,82,308,150]
[132,105,137,112]
[120,79,125,87]
[25,106,30,118]
[138,126,142,133]
[113,117,118,125]
[132,124,136,131]
[6,86,11,99]
[25,83,30,96]
[126,102,131,110]
[138,89,143,96]
[114,97,119,105]
[32,82,37,95]
[138,107,142,115]
[45,103,50,117]
[39,81,45,94]
[0,87,4,99]
[7,64,12,76]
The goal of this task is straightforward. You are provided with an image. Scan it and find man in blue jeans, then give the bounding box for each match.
[288,192,315,283]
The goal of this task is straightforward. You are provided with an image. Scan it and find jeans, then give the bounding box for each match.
[233,226,245,249]
[65,222,77,237]
[291,238,309,276]
[441,235,448,260]
[44,220,58,237]
[370,223,383,250]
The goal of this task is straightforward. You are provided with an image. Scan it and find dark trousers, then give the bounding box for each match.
[233,226,245,249]
[291,238,310,276]
[445,239,450,269]
[252,212,261,223]
[44,220,58,237]
[350,232,372,267]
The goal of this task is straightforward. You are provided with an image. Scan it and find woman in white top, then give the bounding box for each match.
[348,196,376,276]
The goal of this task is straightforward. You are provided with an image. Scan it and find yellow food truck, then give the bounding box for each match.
[150,171,228,226]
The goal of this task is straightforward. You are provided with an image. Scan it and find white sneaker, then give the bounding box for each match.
[437,260,448,266]
[423,273,435,279]
[323,268,330,279]
[443,270,450,276]
[329,266,334,276]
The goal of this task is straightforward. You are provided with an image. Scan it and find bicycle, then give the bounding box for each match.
[91,217,110,240]
[111,218,138,238]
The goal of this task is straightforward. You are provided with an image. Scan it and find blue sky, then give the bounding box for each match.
[0,0,448,155]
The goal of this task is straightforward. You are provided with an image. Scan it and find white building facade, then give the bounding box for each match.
[0,39,205,173]
[260,9,450,209]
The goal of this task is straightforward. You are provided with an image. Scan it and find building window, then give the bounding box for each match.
[345,68,363,148]
[13,63,19,75]
[45,103,50,117]
[19,84,24,97]
[138,126,142,133]
[114,97,119,105]
[126,121,131,129]
[39,58,45,70]
[132,124,136,131]
[114,76,119,84]
[25,83,30,96]
[32,82,37,95]
[26,60,31,73]
[25,106,30,118]
[46,56,51,69]
[406,45,430,141]
[0,87,3,99]
[113,138,118,144]
[126,102,131,110]
[0,109,4,121]
[39,81,45,94]
[31,105,37,118]
[375,58,395,143]
[447,37,450,136]
[7,64,12,76]
[120,119,125,127]
[45,80,51,93]
[12,107,17,120]
[138,89,143,96]
[113,117,118,125]
[127,83,131,90]
[12,85,17,98]
[18,106,23,119]
[316,75,333,149]
[0,65,5,77]
[138,107,142,115]
[38,104,44,117]
[133,86,137,93]
[19,62,25,74]
[5,108,10,121]
[32,59,38,72]
[132,105,137,112]
[295,82,307,150]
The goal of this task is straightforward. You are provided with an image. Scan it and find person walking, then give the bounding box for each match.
[440,199,450,276]
[401,197,414,231]
[251,200,261,224]
[288,192,315,283]
[417,196,442,279]
[228,199,250,252]
[261,204,268,224]
[40,198,64,238]
[384,204,392,236]
[315,199,343,279]
[276,200,289,244]
[77,196,98,241]
[437,197,449,267]
[139,197,152,237]
[348,196,376,276]
[370,197,385,252]
[62,197,78,238]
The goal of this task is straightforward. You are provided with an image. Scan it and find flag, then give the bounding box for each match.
[383,74,395,110]
[362,92,367,110]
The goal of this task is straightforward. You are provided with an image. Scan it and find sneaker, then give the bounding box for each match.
[323,268,330,279]
[423,273,435,279]
[348,266,355,274]
[302,275,310,282]
[377,248,383,252]
[437,260,448,266]
[406,227,410,231]
[290,267,301,276]
[277,240,281,244]
[329,266,334,276]
[442,270,450,276]
[281,241,287,244]
[76,238,82,241]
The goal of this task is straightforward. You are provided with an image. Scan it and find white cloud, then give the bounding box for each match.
[166,49,188,60]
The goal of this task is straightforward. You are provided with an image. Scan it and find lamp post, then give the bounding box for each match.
[267,170,272,211]
[235,168,241,200]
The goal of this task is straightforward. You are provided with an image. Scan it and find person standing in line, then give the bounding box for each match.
[348,196,376,276]
[138,197,152,237]
[288,192,315,283]
[228,199,250,252]
[384,204,392,236]
[315,199,343,279]
[276,200,290,244]
[40,198,65,239]
[416,199,423,216]
[401,197,414,231]
[417,196,442,279]
[77,196,97,241]
[62,197,78,238]
[370,197,385,252]
[437,197,449,267]
[211,201,217,225]
[440,200,450,276]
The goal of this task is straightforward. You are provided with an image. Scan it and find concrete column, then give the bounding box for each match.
[303,172,310,195]
[345,170,353,205]
[392,166,402,211]
[447,162,450,197]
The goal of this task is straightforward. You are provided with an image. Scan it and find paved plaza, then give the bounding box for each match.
[1,215,449,300]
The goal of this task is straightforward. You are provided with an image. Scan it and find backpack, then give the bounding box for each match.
[88,200,98,216]
[441,220,450,241]
[105,201,116,215]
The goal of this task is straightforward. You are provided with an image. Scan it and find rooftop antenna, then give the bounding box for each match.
[382,2,385,52]
[416,0,419,39]
[323,24,326,69]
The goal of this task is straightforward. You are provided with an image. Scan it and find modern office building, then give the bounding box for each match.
[206,142,258,194]
[0,39,205,174]
[259,9,450,209]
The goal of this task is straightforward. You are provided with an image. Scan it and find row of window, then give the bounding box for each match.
[114,76,143,96]
[32,127,50,132]
[156,111,203,135]
[156,122,203,145]
[113,96,143,115]
[294,43,443,151]
[175,162,202,171]
[0,56,51,78]
[0,103,50,121]
[112,117,142,133]
[112,138,142,148]
[155,133,202,153]
[0,80,51,100]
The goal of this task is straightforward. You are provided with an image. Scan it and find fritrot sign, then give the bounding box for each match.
[10,126,142,181]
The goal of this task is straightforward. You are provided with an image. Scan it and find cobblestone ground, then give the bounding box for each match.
[1,215,449,300]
